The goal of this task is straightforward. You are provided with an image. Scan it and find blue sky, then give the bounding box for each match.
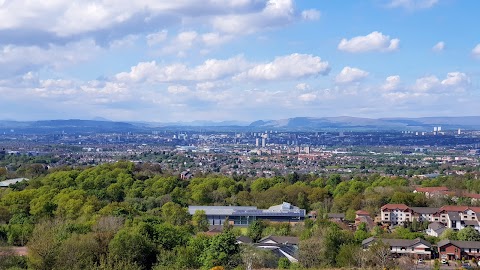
[0,0,479,122]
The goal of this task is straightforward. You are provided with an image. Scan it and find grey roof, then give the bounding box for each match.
[236,236,253,244]
[328,213,345,219]
[428,222,445,231]
[362,237,376,246]
[268,202,300,211]
[363,237,432,248]
[189,202,306,217]
[410,207,440,214]
[463,220,479,226]
[188,205,257,215]
[438,240,480,249]
[0,178,28,187]
[447,211,461,220]
[254,244,299,260]
[259,235,299,245]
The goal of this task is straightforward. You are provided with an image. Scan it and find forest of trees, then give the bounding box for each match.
[0,160,479,269]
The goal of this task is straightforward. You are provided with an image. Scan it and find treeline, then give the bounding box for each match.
[0,161,479,269]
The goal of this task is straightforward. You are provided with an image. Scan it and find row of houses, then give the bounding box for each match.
[363,237,480,260]
[380,203,480,233]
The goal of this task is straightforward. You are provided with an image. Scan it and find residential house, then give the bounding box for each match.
[180,171,193,180]
[437,240,480,260]
[258,236,299,246]
[426,222,446,237]
[380,204,480,233]
[327,213,345,222]
[236,236,253,244]
[255,236,299,263]
[380,204,413,225]
[362,237,432,259]
[355,210,375,229]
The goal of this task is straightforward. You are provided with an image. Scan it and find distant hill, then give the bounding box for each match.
[0,119,142,134]
[1,116,479,132]
[248,116,480,131]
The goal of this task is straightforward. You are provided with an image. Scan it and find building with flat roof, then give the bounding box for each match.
[188,202,306,226]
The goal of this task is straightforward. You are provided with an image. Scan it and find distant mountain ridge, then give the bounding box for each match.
[0,116,479,132]
[248,116,480,131]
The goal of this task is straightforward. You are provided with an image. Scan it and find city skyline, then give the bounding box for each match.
[1,0,479,121]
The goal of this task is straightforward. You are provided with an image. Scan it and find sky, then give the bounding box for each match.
[0,0,479,122]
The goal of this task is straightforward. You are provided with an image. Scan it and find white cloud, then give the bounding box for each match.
[161,31,199,56]
[0,39,101,77]
[109,35,138,48]
[147,30,168,46]
[235,53,330,81]
[0,1,265,43]
[432,41,445,52]
[335,67,369,84]
[472,44,480,58]
[301,9,321,21]
[298,93,317,102]
[116,55,250,83]
[211,0,295,34]
[441,72,469,87]
[413,72,470,92]
[382,75,401,91]
[413,75,439,92]
[296,83,310,91]
[167,85,190,94]
[201,32,233,47]
[338,31,400,53]
[388,0,439,10]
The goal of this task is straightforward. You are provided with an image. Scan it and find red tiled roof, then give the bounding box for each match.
[381,204,409,211]
[466,193,480,199]
[356,210,370,215]
[439,205,469,212]
[415,186,449,193]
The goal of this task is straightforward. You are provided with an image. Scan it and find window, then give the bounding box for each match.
[440,247,446,252]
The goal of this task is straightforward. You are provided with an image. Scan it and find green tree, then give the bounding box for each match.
[55,233,101,270]
[192,210,209,232]
[161,202,190,226]
[336,243,361,267]
[108,228,157,269]
[439,228,458,240]
[457,227,480,241]
[27,220,63,270]
[247,220,265,243]
[202,231,240,270]
[298,236,325,268]
[241,244,277,270]
[278,257,291,269]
